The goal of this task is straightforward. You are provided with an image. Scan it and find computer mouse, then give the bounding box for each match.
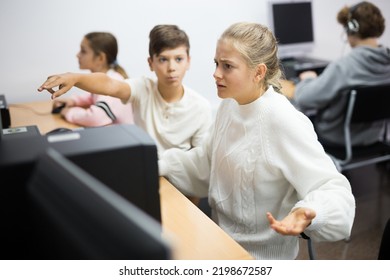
[51,103,66,114]
[46,127,73,135]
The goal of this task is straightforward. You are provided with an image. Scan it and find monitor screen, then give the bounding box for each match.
[27,148,171,260]
[268,0,314,58]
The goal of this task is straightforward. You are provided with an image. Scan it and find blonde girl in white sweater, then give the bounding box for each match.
[158,22,356,260]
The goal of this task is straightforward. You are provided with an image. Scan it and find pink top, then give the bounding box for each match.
[63,70,134,126]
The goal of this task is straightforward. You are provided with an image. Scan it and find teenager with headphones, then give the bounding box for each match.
[290,1,390,147]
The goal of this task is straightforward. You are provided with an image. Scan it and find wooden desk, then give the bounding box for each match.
[9,100,254,260]
[160,177,253,260]
[9,100,80,134]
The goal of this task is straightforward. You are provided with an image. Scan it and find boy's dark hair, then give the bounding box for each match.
[148,25,190,57]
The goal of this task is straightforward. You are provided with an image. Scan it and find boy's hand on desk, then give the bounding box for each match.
[37,73,77,99]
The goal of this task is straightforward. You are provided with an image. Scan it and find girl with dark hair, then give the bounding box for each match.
[52,32,134,126]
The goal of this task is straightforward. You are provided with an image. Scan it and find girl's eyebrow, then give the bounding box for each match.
[215,57,233,63]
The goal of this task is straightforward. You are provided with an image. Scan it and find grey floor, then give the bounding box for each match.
[297,163,390,260]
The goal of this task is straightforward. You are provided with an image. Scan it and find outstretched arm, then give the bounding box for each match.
[267,208,316,236]
[37,72,131,102]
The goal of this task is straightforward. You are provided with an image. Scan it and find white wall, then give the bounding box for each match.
[1,0,389,112]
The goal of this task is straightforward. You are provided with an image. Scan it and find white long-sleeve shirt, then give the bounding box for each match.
[159,86,356,260]
[125,77,212,157]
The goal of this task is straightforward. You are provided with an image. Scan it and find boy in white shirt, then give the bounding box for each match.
[38,25,212,158]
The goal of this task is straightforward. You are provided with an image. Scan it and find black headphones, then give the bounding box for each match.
[346,2,363,34]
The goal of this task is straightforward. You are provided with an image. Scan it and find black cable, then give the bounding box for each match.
[301,232,316,260]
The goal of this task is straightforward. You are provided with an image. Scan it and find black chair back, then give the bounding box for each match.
[324,84,390,172]
[349,84,390,123]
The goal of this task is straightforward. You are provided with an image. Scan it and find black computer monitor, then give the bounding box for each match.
[27,148,171,260]
[0,94,11,129]
[50,124,162,223]
[0,108,2,142]
[268,0,314,58]
[0,124,161,259]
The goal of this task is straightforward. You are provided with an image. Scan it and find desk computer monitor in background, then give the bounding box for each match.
[268,0,329,79]
[27,148,171,260]
[268,0,314,59]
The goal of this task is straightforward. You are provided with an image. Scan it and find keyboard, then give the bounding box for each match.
[280,56,329,80]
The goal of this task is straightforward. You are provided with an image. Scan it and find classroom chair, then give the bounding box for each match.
[321,84,390,173]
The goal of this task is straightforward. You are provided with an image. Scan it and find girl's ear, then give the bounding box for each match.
[255,63,267,82]
[97,52,107,64]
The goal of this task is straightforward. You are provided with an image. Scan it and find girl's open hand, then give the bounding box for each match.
[267,208,316,236]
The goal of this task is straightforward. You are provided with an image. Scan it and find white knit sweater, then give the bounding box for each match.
[159,86,356,260]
